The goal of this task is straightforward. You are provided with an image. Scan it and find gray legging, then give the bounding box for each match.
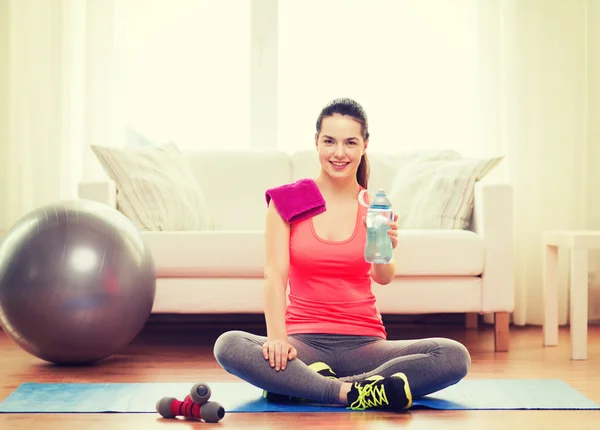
[213,331,471,406]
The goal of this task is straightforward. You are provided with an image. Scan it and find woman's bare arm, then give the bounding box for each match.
[263,201,290,342]
[371,257,397,285]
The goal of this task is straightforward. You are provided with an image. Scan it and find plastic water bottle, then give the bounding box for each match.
[364,189,394,264]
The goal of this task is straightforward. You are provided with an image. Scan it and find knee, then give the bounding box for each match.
[443,339,471,379]
[213,330,250,368]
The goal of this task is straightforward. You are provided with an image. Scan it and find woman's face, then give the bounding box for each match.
[315,114,367,183]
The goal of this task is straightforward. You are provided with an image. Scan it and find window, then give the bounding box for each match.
[123,0,251,150]
[122,0,483,155]
[277,0,481,155]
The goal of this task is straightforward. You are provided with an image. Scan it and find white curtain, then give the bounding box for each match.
[1,0,85,232]
[482,0,599,326]
[0,0,126,233]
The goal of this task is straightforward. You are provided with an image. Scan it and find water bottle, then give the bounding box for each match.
[364,189,394,264]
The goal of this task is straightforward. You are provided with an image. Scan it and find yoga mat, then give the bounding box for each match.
[0,380,598,413]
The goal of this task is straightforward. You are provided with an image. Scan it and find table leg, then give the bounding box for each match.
[543,244,559,346]
[570,248,588,360]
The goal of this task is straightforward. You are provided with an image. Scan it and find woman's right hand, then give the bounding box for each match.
[262,339,297,371]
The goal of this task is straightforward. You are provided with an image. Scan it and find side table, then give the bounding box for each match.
[542,230,600,360]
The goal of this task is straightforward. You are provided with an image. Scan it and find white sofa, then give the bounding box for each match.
[78,149,514,351]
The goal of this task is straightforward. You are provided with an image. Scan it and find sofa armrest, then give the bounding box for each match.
[471,182,514,313]
[78,180,117,209]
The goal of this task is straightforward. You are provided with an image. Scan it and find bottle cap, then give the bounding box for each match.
[370,189,391,208]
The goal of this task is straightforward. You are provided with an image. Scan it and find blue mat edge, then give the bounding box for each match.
[1,379,599,413]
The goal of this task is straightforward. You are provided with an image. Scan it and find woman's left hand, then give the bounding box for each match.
[388,213,399,249]
[362,212,400,249]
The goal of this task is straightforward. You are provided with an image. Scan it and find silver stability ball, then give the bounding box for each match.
[0,199,156,365]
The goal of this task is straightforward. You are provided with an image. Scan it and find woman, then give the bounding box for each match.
[213,98,471,411]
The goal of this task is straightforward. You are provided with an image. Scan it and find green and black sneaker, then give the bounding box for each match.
[346,373,412,411]
[263,361,337,403]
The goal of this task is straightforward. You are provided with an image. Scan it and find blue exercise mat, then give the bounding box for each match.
[0,380,598,413]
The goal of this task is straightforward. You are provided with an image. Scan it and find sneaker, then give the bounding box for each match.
[263,361,336,403]
[346,373,412,411]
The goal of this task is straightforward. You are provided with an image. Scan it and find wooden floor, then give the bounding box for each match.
[1,320,599,429]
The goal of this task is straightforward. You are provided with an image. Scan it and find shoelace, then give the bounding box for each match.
[349,380,389,410]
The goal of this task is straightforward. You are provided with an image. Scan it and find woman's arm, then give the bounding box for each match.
[263,201,291,341]
[371,257,397,285]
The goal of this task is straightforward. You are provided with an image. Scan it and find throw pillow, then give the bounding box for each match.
[389,155,503,229]
[91,142,213,231]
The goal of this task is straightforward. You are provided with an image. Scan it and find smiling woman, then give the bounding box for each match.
[212,97,472,413]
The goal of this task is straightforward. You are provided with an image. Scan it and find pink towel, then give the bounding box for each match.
[265,178,326,223]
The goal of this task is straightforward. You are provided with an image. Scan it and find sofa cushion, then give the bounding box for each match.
[143,229,484,278]
[394,229,484,276]
[142,231,266,277]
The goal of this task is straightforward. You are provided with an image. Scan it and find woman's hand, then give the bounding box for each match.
[362,212,400,249]
[388,212,399,249]
[262,339,297,371]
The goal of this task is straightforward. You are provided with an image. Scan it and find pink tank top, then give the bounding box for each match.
[285,195,387,339]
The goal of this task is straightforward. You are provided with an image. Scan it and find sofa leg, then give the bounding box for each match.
[465,313,479,330]
[494,312,510,352]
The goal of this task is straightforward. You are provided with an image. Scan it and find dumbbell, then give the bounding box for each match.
[156,397,225,423]
[186,382,212,404]
[156,382,225,423]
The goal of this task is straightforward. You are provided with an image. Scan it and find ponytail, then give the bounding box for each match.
[356,153,369,189]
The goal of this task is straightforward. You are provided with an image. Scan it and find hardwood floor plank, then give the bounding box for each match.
[1,323,599,429]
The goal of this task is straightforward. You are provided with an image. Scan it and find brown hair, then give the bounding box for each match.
[356,153,370,189]
[315,98,370,189]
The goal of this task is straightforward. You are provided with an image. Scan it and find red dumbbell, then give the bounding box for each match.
[156,382,225,423]
[156,397,225,423]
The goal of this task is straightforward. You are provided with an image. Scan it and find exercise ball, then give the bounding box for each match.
[0,199,156,365]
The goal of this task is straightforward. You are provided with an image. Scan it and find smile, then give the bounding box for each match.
[330,161,350,169]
